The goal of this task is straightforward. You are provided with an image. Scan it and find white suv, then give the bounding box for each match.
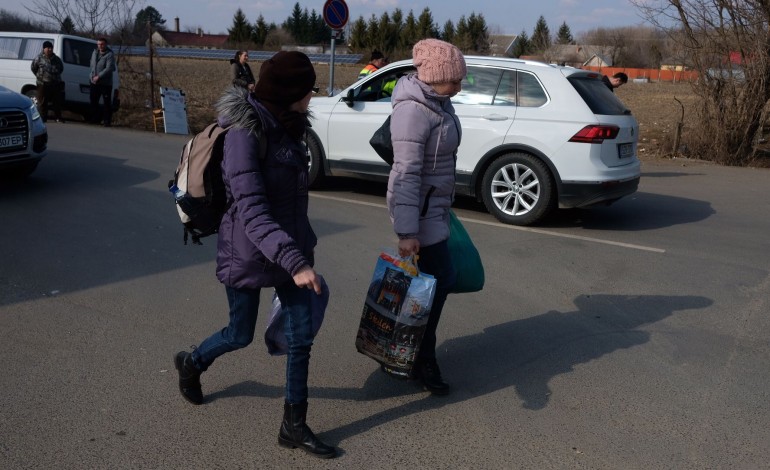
[307,56,640,225]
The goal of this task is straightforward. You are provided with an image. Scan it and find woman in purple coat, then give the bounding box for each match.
[174,51,336,459]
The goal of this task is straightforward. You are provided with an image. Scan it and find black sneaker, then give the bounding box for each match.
[417,358,450,395]
[174,351,203,405]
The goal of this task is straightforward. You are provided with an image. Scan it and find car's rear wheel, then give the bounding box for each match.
[305,133,326,189]
[481,152,555,225]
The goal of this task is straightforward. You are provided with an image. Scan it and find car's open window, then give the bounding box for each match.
[517,71,548,107]
[355,67,415,103]
[453,66,501,105]
[63,38,94,67]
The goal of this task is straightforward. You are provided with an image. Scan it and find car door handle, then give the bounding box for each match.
[482,114,509,121]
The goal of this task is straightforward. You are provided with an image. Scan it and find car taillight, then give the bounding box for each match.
[569,125,619,143]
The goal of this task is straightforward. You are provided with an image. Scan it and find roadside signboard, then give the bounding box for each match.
[322,0,349,30]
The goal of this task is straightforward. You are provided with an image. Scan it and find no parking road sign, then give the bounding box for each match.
[323,0,349,30]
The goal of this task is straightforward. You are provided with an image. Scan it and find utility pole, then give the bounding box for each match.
[148,20,156,109]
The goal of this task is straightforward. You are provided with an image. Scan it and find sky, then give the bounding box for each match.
[0,0,650,37]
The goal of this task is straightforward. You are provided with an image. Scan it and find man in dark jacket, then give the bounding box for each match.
[89,37,115,126]
[30,40,64,122]
[174,51,337,459]
[602,72,628,93]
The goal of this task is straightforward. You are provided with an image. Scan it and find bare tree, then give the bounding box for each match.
[25,0,136,38]
[633,0,770,165]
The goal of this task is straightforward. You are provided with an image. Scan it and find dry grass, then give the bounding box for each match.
[112,56,700,161]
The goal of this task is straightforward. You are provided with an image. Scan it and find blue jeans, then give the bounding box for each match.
[191,282,314,404]
[416,239,456,360]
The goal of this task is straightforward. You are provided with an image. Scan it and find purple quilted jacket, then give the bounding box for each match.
[214,86,316,289]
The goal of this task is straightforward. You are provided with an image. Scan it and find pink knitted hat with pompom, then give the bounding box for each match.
[412,39,466,84]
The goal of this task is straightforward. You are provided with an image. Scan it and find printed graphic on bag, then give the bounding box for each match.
[355,252,436,377]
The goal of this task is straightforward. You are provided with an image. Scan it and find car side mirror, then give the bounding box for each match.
[342,88,355,108]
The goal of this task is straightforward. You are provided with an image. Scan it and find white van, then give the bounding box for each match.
[0,32,120,119]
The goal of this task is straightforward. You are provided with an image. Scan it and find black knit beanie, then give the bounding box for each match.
[253,51,316,105]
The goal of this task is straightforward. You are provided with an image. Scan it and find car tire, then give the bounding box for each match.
[481,152,555,226]
[305,133,326,189]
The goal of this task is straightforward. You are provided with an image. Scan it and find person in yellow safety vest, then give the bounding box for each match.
[358,50,388,80]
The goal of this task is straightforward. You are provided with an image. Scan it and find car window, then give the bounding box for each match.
[0,37,22,59]
[21,38,47,59]
[355,67,415,102]
[517,71,548,107]
[63,38,93,67]
[568,76,630,115]
[494,70,516,106]
[453,66,501,105]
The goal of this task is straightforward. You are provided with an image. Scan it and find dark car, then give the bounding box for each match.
[0,84,48,179]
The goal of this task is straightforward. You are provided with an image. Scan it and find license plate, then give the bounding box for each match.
[618,143,633,158]
[0,134,23,149]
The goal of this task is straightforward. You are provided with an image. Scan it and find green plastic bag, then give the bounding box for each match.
[447,210,484,293]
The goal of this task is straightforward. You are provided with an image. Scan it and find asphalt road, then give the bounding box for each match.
[1,123,769,469]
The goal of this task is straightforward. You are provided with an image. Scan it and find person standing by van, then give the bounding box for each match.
[30,40,64,123]
[89,38,115,126]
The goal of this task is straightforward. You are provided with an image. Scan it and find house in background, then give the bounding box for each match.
[151,17,229,49]
[543,44,617,67]
[488,35,517,57]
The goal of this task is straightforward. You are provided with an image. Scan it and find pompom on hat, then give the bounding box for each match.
[412,39,466,84]
[253,51,316,105]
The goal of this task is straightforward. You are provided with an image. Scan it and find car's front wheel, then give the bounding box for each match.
[481,152,555,225]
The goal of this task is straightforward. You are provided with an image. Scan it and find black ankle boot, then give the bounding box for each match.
[278,401,337,459]
[417,357,450,395]
[174,351,203,405]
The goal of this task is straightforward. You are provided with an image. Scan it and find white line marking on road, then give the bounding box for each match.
[310,193,666,253]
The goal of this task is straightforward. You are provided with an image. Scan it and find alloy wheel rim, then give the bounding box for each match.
[490,163,540,216]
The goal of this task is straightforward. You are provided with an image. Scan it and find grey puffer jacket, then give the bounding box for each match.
[387,74,461,247]
[214,86,316,289]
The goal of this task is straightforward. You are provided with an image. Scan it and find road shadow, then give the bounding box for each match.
[538,192,715,231]
[207,294,711,444]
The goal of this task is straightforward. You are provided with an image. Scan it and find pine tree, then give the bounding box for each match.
[441,20,456,43]
[228,8,252,44]
[282,3,304,43]
[348,16,368,51]
[512,30,531,57]
[252,14,273,46]
[556,21,573,44]
[531,15,551,53]
[399,11,418,50]
[416,7,438,39]
[466,13,489,54]
[60,16,75,34]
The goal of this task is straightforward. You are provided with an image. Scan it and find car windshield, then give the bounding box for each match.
[568,76,631,116]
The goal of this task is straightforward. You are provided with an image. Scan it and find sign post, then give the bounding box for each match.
[322,0,349,96]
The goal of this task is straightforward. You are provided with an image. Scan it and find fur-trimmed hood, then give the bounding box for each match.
[214,85,270,134]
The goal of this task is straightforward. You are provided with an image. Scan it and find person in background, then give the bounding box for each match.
[602,72,628,92]
[358,50,388,79]
[89,38,115,126]
[30,40,64,123]
[386,38,466,395]
[173,51,337,459]
[230,50,255,92]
